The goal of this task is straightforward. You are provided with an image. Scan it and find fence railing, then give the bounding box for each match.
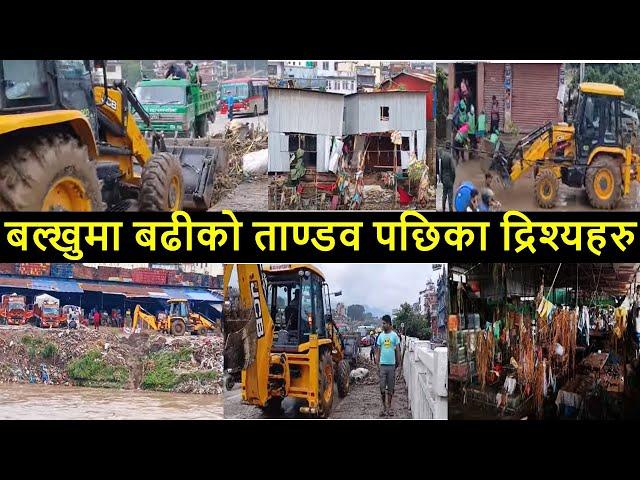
[402,337,448,419]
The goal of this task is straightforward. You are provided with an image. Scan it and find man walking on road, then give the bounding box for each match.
[375,315,401,417]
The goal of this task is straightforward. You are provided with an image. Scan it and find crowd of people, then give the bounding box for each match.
[438,79,504,212]
[90,308,129,330]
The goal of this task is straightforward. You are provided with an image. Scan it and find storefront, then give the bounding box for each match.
[448,263,640,420]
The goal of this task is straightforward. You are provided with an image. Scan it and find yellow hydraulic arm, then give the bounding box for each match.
[131,304,160,331]
[93,85,154,182]
[224,264,274,406]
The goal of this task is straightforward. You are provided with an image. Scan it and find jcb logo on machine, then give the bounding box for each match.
[250,280,265,338]
[98,95,118,111]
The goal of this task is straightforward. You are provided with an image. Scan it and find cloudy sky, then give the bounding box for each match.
[227,264,442,314]
[316,263,441,314]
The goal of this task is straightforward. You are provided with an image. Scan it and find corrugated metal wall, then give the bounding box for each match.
[511,63,561,133]
[268,88,344,136]
[344,92,425,135]
[482,63,504,131]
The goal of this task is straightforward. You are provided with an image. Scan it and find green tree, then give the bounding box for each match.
[568,63,640,107]
[347,304,365,322]
[393,302,431,340]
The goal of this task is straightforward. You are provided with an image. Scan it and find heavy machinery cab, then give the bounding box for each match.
[265,264,334,351]
[168,298,189,318]
[573,83,624,164]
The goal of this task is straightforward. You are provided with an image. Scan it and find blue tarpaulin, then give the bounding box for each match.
[162,287,222,302]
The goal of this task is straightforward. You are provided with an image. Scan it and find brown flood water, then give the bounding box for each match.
[0,383,223,420]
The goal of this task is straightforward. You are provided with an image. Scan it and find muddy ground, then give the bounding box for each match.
[224,348,410,419]
[209,174,269,211]
[0,325,223,395]
[437,136,640,211]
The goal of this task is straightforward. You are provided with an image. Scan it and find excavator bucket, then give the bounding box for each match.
[148,135,227,211]
[222,305,257,374]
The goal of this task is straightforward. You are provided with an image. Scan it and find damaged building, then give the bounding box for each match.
[268,87,428,174]
[448,62,564,133]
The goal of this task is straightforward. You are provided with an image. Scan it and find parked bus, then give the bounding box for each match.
[218,77,268,117]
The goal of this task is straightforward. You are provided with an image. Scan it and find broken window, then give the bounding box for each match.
[286,133,317,168]
[380,106,390,121]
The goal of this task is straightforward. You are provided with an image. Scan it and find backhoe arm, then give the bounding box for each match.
[132,304,159,331]
[227,264,274,406]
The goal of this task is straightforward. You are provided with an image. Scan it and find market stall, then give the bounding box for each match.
[448,263,640,420]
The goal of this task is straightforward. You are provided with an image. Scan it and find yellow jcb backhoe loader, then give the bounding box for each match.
[131,299,216,336]
[222,264,351,417]
[0,60,223,211]
[167,298,216,336]
[490,82,640,209]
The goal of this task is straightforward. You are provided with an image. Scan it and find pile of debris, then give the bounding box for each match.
[0,326,223,395]
[209,120,268,206]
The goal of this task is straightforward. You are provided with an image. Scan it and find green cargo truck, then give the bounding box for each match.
[134,78,216,138]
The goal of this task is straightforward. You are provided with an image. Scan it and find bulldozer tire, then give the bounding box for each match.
[336,359,350,398]
[138,152,184,211]
[585,156,622,209]
[171,318,186,336]
[317,349,334,418]
[0,133,104,211]
[534,169,559,208]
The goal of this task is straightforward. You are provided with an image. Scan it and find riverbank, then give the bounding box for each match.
[0,325,223,395]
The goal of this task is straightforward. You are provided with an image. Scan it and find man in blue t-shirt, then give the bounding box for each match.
[226,91,235,121]
[375,315,401,417]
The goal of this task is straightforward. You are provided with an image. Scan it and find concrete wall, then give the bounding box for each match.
[402,337,448,420]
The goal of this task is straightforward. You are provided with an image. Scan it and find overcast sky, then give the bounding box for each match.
[227,264,442,314]
[316,264,440,314]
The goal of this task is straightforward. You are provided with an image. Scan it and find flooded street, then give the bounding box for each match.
[441,152,640,211]
[0,384,223,420]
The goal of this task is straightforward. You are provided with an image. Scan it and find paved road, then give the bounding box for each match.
[209,112,267,136]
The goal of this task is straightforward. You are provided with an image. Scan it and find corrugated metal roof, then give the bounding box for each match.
[30,277,83,293]
[0,277,30,289]
[78,282,152,298]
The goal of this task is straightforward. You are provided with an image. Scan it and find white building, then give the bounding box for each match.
[316,61,356,95]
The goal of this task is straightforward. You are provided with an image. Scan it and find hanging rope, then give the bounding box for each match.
[545,263,563,301]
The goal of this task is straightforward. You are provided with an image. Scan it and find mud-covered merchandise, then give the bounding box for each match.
[268,133,435,210]
[448,263,640,420]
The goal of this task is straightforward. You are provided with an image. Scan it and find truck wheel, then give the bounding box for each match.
[336,359,350,398]
[138,152,184,211]
[585,156,622,209]
[0,133,104,211]
[534,169,559,208]
[317,350,334,418]
[196,115,208,138]
[170,318,186,336]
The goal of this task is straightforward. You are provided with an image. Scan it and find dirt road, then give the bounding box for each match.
[438,152,640,211]
[208,175,269,211]
[224,348,411,419]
